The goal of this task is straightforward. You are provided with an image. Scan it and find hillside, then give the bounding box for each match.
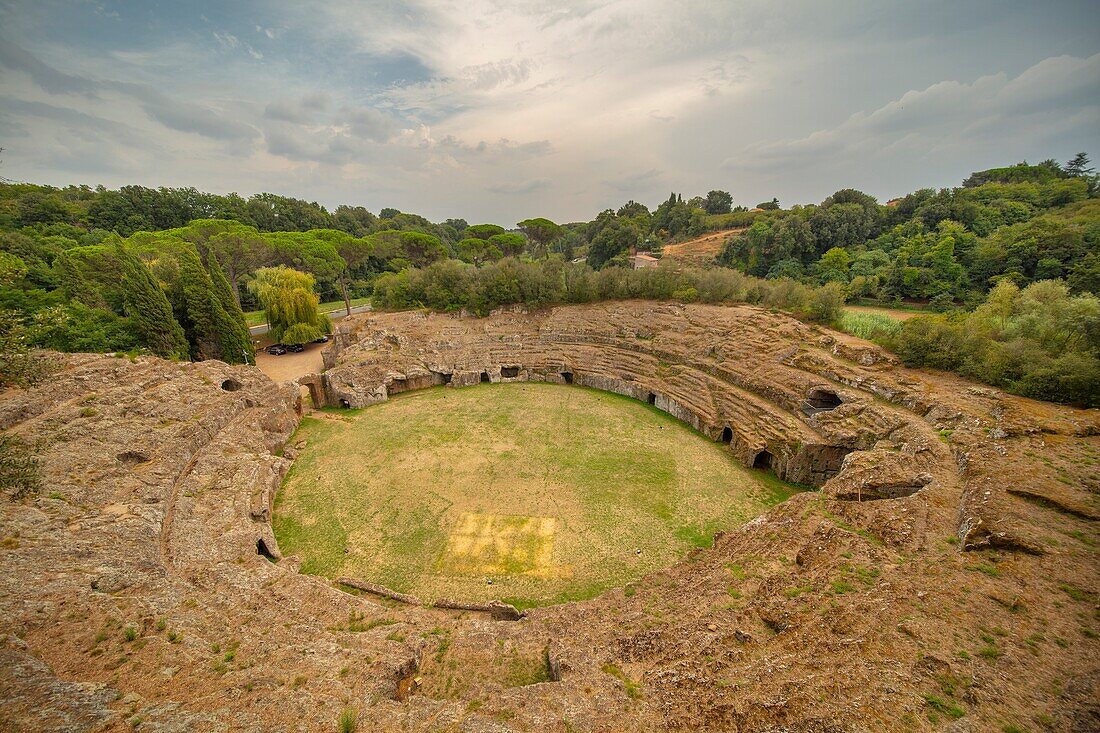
[660,228,747,266]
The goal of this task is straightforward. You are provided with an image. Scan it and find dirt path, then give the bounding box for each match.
[255,345,325,384]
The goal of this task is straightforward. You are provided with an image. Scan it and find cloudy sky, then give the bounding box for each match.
[0,1,1097,224]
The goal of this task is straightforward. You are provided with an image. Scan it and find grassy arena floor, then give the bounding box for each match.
[273,383,802,608]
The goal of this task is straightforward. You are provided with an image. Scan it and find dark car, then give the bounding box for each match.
[265,344,287,356]
[313,335,330,344]
[286,343,305,353]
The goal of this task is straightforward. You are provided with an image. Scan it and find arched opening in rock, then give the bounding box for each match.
[501,366,520,378]
[561,371,574,384]
[480,371,491,383]
[439,372,453,385]
[221,379,242,392]
[753,450,774,470]
[340,398,351,408]
[647,392,657,406]
[803,389,842,415]
[721,426,733,443]
[256,538,276,561]
[303,382,324,409]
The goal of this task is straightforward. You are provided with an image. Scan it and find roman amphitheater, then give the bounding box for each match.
[1,301,1097,732]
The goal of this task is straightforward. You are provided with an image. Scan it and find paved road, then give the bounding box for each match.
[248,303,372,336]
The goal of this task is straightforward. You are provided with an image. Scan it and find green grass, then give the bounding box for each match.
[601,662,642,699]
[837,310,903,341]
[245,296,370,327]
[923,694,965,720]
[274,383,803,608]
[337,707,358,733]
[503,651,552,687]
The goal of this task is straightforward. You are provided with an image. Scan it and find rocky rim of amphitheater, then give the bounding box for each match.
[1,300,1097,732]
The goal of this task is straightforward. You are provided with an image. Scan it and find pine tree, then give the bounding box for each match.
[1063,152,1093,178]
[206,252,254,364]
[115,242,189,360]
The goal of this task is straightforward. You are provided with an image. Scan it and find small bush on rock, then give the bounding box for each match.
[0,434,41,499]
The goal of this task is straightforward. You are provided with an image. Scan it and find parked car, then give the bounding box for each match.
[265,344,287,356]
[286,343,305,353]
[313,335,330,344]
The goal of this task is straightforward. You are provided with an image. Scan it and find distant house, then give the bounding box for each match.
[748,207,765,213]
[630,252,659,270]
[886,198,902,207]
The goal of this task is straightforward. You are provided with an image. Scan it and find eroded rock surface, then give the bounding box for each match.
[1,301,1097,732]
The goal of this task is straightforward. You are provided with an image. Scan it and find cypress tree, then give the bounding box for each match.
[55,251,106,309]
[206,252,255,364]
[177,247,227,361]
[113,242,189,359]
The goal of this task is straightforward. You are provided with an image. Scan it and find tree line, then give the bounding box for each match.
[718,156,1098,304]
[0,155,1096,404]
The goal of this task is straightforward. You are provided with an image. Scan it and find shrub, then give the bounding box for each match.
[804,281,846,323]
[0,433,41,499]
[337,707,358,733]
[888,315,965,370]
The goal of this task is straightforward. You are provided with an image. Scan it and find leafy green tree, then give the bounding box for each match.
[617,201,650,218]
[465,224,506,240]
[0,251,26,283]
[488,232,526,257]
[1068,252,1100,294]
[268,231,345,286]
[399,231,447,267]
[302,229,375,316]
[816,247,851,283]
[332,205,379,237]
[587,218,641,269]
[248,266,331,344]
[456,238,504,267]
[810,202,876,250]
[766,258,804,280]
[704,190,733,215]
[178,220,274,304]
[756,198,780,210]
[652,194,693,237]
[517,218,562,257]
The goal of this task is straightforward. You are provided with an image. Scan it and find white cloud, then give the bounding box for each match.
[731,53,1100,171]
[0,1,1097,221]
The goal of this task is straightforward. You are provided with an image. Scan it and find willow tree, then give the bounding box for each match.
[248,266,331,344]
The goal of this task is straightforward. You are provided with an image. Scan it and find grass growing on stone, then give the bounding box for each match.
[273,383,802,607]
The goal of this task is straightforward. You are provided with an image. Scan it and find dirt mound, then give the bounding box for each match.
[1,302,1097,732]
